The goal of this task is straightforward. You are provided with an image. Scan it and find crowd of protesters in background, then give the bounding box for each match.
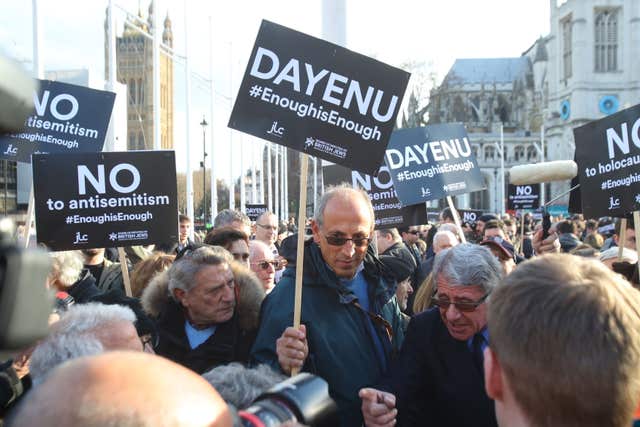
[2,196,640,427]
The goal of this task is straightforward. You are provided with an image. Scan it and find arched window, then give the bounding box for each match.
[472,144,480,160]
[595,10,618,72]
[129,79,136,104]
[485,145,496,161]
[527,146,538,161]
[513,146,525,162]
[138,78,144,105]
[561,15,572,79]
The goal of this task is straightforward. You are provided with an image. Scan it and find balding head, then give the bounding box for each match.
[432,230,459,254]
[12,352,232,427]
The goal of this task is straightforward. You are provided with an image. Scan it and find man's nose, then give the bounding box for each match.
[340,241,356,257]
[445,303,461,320]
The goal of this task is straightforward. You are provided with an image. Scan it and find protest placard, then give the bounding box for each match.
[246,204,269,222]
[385,124,485,206]
[33,151,177,251]
[228,20,410,174]
[458,209,484,224]
[0,79,115,163]
[507,184,540,210]
[323,163,428,229]
[573,104,640,218]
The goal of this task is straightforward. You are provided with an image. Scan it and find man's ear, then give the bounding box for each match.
[310,219,321,244]
[172,288,186,305]
[484,347,504,401]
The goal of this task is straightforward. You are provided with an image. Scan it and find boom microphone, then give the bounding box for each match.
[509,160,577,185]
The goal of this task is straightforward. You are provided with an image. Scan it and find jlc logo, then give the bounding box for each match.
[73,232,88,244]
[608,196,621,210]
[267,121,284,137]
[3,145,17,156]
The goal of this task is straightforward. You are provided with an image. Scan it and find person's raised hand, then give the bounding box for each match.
[276,325,308,375]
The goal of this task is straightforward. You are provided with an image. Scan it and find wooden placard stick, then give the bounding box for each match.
[446,196,466,244]
[617,218,627,261]
[117,247,133,297]
[519,211,525,256]
[634,212,640,279]
[291,152,309,376]
[22,185,35,249]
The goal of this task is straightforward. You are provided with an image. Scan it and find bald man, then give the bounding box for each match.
[10,351,232,427]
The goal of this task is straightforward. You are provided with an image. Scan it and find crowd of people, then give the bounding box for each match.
[1,186,640,427]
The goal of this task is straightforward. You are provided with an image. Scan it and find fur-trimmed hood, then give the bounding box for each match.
[141,261,265,331]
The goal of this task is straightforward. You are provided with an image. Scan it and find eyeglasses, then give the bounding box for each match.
[257,223,278,231]
[324,235,371,247]
[431,293,490,312]
[251,260,282,270]
[407,230,420,235]
[232,252,250,262]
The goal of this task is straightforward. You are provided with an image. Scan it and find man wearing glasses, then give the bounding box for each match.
[361,243,501,427]
[249,240,279,293]
[251,185,405,427]
[255,211,286,282]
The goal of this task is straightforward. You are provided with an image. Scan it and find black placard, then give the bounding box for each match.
[228,20,410,175]
[385,124,485,206]
[507,184,540,210]
[458,209,484,224]
[33,151,177,250]
[322,164,428,229]
[0,79,115,163]
[246,204,269,222]
[573,104,640,218]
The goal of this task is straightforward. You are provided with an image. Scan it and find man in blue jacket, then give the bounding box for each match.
[251,185,404,427]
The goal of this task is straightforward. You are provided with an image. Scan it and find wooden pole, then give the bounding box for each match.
[22,185,35,248]
[117,247,133,297]
[617,218,627,261]
[291,152,309,376]
[634,212,640,279]
[446,196,466,243]
[519,211,525,255]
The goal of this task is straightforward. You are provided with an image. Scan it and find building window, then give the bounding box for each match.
[595,9,618,72]
[527,146,538,161]
[561,15,572,79]
[129,79,136,104]
[138,78,144,105]
[485,145,496,161]
[138,132,144,150]
[514,146,525,161]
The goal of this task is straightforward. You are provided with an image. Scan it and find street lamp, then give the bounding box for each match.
[200,116,208,224]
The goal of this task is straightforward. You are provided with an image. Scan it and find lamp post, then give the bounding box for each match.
[200,116,208,224]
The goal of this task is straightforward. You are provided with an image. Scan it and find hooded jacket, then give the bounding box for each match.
[141,261,265,374]
[251,240,405,427]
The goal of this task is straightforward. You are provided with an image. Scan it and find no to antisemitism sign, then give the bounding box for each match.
[507,184,540,211]
[0,79,115,163]
[322,163,428,229]
[228,20,410,175]
[33,151,178,251]
[573,104,640,218]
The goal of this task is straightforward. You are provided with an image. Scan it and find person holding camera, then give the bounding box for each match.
[251,185,405,427]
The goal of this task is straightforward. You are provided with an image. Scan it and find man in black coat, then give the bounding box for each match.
[361,243,502,427]
[144,245,264,374]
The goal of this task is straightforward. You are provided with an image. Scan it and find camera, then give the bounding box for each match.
[235,373,338,427]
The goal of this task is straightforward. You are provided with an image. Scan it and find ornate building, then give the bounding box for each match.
[104,3,174,150]
[428,55,547,212]
[428,0,640,214]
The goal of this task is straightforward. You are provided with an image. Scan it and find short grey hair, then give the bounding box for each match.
[202,363,286,408]
[49,251,84,288]
[29,303,136,384]
[314,184,374,230]
[433,230,459,251]
[432,243,502,294]
[377,228,401,242]
[214,209,251,228]
[168,246,232,296]
[256,211,277,224]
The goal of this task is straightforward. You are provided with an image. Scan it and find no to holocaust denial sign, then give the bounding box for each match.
[33,151,178,251]
[246,204,269,222]
[574,103,640,218]
[322,164,428,229]
[507,184,540,210]
[0,79,115,163]
[385,124,484,206]
[228,20,410,175]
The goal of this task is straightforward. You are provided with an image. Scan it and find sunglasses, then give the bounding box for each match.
[251,260,282,270]
[407,230,420,235]
[431,293,490,312]
[324,235,371,247]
